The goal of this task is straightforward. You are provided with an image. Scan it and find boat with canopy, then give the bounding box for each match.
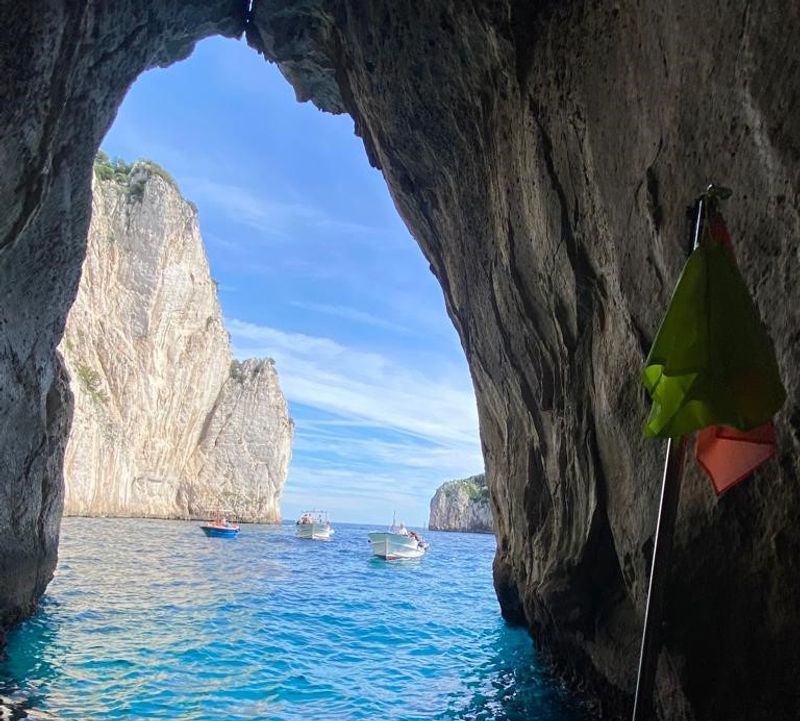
[296,510,335,540]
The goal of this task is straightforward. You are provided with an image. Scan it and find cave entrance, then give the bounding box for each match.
[0,14,539,721]
[71,34,482,526]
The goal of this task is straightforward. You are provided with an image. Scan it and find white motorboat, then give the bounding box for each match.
[296,511,335,541]
[368,523,428,560]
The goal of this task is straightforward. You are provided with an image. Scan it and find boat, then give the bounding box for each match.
[295,510,335,541]
[200,512,240,538]
[368,520,428,560]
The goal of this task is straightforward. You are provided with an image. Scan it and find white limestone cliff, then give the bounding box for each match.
[189,358,293,522]
[428,474,494,533]
[59,160,292,521]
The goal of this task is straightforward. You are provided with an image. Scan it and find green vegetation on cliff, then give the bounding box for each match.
[94,151,178,200]
[94,151,133,183]
[75,363,108,405]
[440,473,488,502]
[429,473,493,533]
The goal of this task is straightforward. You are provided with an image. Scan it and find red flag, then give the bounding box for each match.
[644,196,783,494]
[696,422,777,495]
[692,210,779,494]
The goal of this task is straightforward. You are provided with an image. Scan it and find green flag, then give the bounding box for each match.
[642,209,786,439]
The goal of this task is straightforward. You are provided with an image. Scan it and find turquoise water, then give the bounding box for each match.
[1,518,585,720]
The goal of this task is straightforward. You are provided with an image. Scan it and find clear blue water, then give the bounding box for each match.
[1,518,586,720]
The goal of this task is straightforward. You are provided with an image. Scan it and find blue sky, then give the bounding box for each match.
[102,36,482,526]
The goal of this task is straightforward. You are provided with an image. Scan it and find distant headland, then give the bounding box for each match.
[428,473,493,534]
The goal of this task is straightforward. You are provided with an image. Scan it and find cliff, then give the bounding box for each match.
[190,358,292,522]
[2,4,799,721]
[58,159,292,522]
[429,474,494,533]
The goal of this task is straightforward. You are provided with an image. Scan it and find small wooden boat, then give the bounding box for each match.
[368,521,428,560]
[296,510,335,541]
[200,513,239,538]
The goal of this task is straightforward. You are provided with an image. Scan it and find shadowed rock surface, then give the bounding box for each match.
[1,2,798,719]
[0,0,245,632]
[59,163,292,522]
[429,473,494,533]
[248,3,800,718]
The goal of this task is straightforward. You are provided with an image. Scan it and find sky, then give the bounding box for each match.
[101,36,482,526]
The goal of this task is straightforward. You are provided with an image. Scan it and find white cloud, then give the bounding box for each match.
[291,430,482,474]
[289,301,411,334]
[228,318,484,523]
[280,465,469,528]
[228,319,479,448]
[180,176,380,239]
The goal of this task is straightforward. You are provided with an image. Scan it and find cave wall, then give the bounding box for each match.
[249,1,800,718]
[1,1,798,719]
[0,0,246,629]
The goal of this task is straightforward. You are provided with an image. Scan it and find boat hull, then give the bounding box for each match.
[368,532,426,560]
[296,523,334,541]
[201,525,239,538]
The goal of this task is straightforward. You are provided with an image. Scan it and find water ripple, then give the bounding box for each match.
[1,518,587,720]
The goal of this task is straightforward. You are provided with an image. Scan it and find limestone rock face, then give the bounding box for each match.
[190,358,293,523]
[429,474,494,534]
[0,0,245,633]
[2,3,800,721]
[59,165,292,522]
[248,3,800,719]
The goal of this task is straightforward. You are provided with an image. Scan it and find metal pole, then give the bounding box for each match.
[692,196,705,251]
[631,194,706,721]
[631,436,687,720]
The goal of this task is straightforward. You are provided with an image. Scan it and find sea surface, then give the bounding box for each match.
[1,518,586,720]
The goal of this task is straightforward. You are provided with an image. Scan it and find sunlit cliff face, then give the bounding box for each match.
[59,166,292,523]
[2,3,800,720]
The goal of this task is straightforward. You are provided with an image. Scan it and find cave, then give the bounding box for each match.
[1,2,798,720]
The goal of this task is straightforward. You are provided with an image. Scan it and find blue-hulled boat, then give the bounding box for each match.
[200,515,240,538]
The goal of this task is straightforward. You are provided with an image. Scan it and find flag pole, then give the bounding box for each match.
[631,193,706,721]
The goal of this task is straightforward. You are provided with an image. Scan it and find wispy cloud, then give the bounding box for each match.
[291,427,483,476]
[290,301,411,334]
[228,319,479,448]
[180,176,379,240]
[280,463,478,527]
[228,318,483,523]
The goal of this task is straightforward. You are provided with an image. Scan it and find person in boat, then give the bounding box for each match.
[397,523,409,536]
[408,529,420,542]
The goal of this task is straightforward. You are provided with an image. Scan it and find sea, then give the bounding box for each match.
[0,518,587,721]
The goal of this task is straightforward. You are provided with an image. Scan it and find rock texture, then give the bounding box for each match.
[429,474,494,533]
[248,4,800,719]
[190,358,293,522]
[0,0,246,632]
[59,164,292,522]
[1,3,799,721]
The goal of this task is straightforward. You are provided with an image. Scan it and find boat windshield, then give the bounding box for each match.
[206,510,236,526]
[297,511,330,525]
[388,522,423,541]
